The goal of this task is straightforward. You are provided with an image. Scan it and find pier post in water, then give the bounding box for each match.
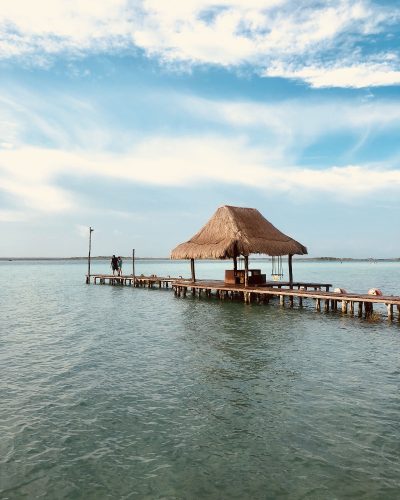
[364,302,373,319]
[132,249,136,286]
[288,254,293,289]
[190,258,196,283]
[86,226,94,284]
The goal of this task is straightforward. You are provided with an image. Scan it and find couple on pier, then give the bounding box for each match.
[111,255,123,276]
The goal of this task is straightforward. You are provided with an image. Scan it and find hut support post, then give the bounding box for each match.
[86,226,94,284]
[244,255,249,287]
[288,254,293,289]
[190,259,196,283]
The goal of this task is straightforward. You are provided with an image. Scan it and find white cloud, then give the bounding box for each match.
[132,0,400,88]
[0,0,399,87]
[265,61,400,88]
[133,0,375,63]
[0,0,133,56]
[0,209,27,222]
[182,95,400,156]
[1,138,400,220]
[0,174,73,213]
[0,127,74,215]
[7,84,400,162]
[1,84,400,221]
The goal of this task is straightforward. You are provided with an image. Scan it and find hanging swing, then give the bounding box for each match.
[271,255,283,281]
[236,256,245,284]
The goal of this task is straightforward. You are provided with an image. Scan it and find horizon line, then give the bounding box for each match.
[1,256,399,262]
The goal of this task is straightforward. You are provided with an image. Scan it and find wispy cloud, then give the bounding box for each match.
[6,82,400,160]
[265,60,400,89]
[1,79,400,222]
[182,94,400,159]
[0,0,133,57]
[0,167,73,214]
[0,0,399,88]
[1,139,400,221]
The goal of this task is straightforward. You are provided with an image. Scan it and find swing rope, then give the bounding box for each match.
[271,256,283,281]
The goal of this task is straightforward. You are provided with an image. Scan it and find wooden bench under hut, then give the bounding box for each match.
[170,205,307,287]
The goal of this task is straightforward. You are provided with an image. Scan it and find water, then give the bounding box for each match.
[1,260,400,499]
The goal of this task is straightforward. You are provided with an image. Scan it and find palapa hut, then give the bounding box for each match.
[170,205,307,287]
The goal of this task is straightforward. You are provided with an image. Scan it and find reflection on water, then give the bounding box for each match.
[1,260,400,498]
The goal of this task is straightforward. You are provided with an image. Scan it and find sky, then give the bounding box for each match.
[0,0,400,258]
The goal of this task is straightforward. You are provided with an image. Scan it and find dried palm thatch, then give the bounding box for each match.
[171,205,307,259]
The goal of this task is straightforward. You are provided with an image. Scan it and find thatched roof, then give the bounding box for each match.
[171,205,307,259]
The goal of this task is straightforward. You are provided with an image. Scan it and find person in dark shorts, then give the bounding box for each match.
[117,256,123,276]
[111,255,119,275]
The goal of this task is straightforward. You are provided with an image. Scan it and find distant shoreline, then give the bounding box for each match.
[1,256,399,262]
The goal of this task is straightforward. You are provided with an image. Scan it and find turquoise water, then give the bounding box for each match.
[1,260,400,499]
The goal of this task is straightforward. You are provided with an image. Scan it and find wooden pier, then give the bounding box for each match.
[88,274,400,322]
[90,274,176,288]
[171,280,400,321]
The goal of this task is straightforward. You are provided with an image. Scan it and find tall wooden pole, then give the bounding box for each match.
[190,258,196,282]
[86,226,94,284]
[244,255,249,287]
[288,254,293,288]
[132,249,135,285]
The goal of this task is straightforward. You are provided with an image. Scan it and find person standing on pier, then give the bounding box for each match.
[111,255,119,276]
[118,256,123,276]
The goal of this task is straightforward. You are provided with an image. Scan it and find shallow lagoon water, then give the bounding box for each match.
[1,260,400,499]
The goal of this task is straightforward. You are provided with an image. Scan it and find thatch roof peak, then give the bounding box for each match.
[171,205,307,260]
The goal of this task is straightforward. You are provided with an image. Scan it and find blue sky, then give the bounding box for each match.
[0,0,400,258]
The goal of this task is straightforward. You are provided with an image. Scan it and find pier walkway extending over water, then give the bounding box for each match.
[173,280,400,320]
[88,274,400,321]
[90,274,175,288]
